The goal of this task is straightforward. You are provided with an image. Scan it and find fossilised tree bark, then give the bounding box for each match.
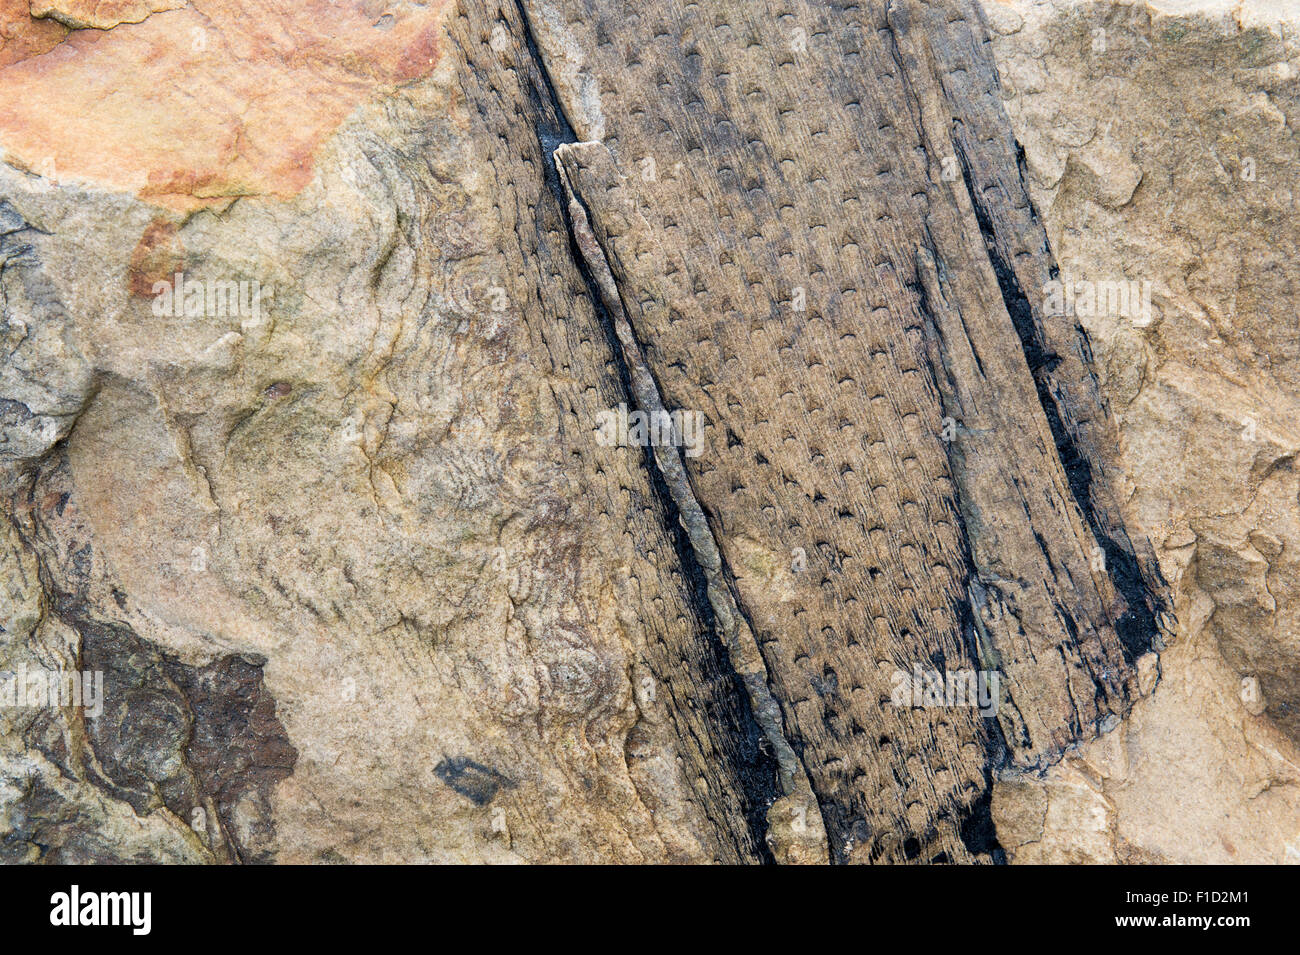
[455,0,1173,863]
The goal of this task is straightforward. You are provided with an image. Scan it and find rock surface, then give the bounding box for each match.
[984,0,1300,863]
[0,0,1294,864]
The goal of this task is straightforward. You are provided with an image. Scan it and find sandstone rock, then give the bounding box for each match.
[0,0,452,208]
[0,0,1291,866]
[984,0,1300,863]
[30,0,184,31]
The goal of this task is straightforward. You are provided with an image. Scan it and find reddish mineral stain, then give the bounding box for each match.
[0,0,454,210]
[128,217,184,297]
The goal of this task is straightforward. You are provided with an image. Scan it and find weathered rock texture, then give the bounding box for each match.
[983,0,1300,863]
[0,0,1287,865]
